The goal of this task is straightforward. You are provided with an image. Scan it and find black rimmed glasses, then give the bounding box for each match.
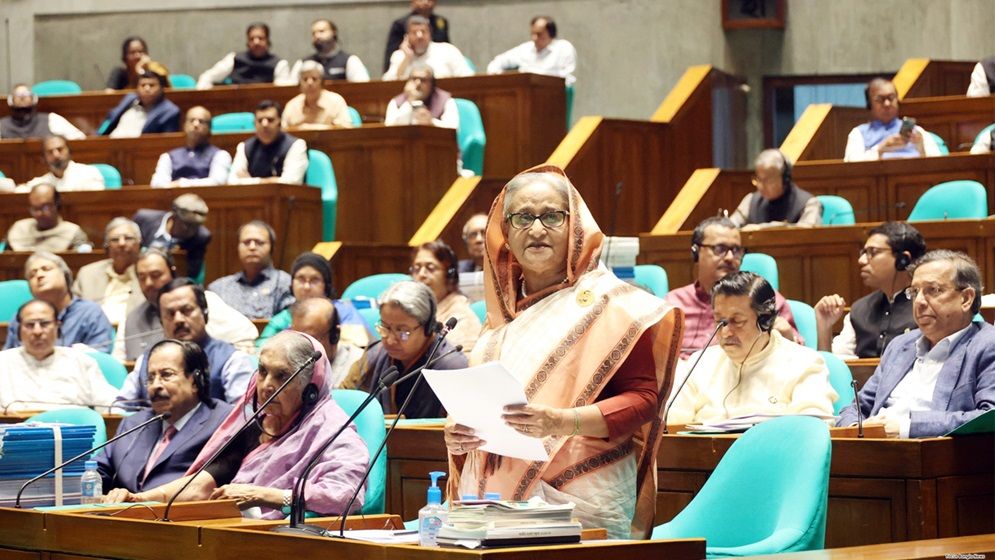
[505,210,569,230]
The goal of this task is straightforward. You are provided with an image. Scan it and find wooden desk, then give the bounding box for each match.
[640,219,995,306]
[746,534,995,559]
[845,359,879,387]
[385,426,994,549]
[0,184,320,284]
[0,73,565,178]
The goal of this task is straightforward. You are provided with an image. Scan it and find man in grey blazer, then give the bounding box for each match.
[96,339,232,492]
[837,250,995,437]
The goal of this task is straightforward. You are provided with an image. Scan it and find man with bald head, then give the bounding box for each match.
[844,78,942,162]
[290,297,362,387]
[0,84,85,140]
[150,106,232,187]
[6,183,90,252]
[458,213,487,272]
[22,135,105,191]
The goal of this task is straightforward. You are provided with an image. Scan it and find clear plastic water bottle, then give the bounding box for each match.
[80,460,102,504]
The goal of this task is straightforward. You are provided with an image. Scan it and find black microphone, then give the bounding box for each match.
[382,345,464,389]
[273,367,401,536]
[662,320,727,433]
[15,412,170,508]
[851,379,864,438]
[160,350,322,522]
[334,317,458,538]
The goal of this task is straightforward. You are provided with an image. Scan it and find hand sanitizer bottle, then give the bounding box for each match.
[418,471,447,546]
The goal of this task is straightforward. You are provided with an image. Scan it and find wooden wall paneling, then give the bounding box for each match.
[328,242,413,293]
[826,477,909,546]
[898,60,977,99]
[937,474,995,537]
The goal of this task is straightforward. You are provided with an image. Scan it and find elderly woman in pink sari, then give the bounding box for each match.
[443,165,683,539]
[105,331,369,519]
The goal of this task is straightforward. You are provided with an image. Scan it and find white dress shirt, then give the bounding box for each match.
[383,42,474,81]
[227,137,308,185]
[843,124,942,162]
[21,161,106,192]
[196,52,291,89]
[0,347,118,412]
[966,62,990,97]
[149,148,233,187]
[108,102,147,138]
[486,38,577,85]
[879,325,971,438]
[384,97,459,129]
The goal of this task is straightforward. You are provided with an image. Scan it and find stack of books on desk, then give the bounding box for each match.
[683,412,837,434]
[0,423,96,507]
[437,498,582,548]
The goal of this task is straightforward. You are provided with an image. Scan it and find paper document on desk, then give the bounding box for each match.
[423,362,549,462]
[684,412,836,433]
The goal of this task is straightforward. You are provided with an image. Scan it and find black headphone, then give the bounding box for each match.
[894,251,911,271]
[424,294,439,336]
[778,150,792,188]
[690,244,700,263]
[864,86,872,110]
[756,299,777,333]
[327,306,341,346]
[190,368,209,398]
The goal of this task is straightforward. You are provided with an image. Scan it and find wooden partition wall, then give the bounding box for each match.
[0,73,564,177]
[893,59,979,99]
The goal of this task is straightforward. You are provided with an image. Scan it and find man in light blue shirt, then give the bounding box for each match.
[843,78,941,161]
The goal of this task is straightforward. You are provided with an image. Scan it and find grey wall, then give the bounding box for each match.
[2,0,994,158]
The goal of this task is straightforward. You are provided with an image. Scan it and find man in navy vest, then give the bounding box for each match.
[227,100,308,184]
[197,22,290,89]
[118,278,254,404]
[150,106,232,187]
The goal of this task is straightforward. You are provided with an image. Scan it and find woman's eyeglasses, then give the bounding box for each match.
[505,210,569,230]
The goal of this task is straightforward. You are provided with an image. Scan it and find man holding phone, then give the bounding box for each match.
[843,78,942,162]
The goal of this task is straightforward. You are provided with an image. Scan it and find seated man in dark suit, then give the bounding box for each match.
[96,339,232,492]
[102,62,181,138]
[149,106,232,187]
[729,149,821,229]
[133,193,211,281]
[837,250,995,437]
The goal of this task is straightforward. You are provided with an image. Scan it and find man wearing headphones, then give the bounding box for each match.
[208,220,294,320]
[667,272,836,425]
[6,183,90,252]
[486,16,577,86]
[729,149,821,229]
[0,299,117,413]
[286,18,370,83]
[843,77,942,162]
[0,84,85,140]
[119,278,255,405]
[289,298,363,388]
[96,339,233,493]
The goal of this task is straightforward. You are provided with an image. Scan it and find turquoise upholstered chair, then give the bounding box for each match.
[342,273,410,301]
[357,307,381,341]
[565,83,575,128]
[0,280,32,322]
[787,300,817,350]
[347,106,362,127]
[820,351,855,415]
[740,253,779,291]
[632,264,669,297]
[907,180,988,221]
[817,195,855,225]
[304,149,338,241]
[331,389,387,514]
[927,132,949,155]
[974,123,994,148]
[32,80,82,97]
[27,408,107,448]
[652,416,832,557]
[86,351,128,390]
[168,74,196,89]
[470,300,487,324]
[454,98,486,176]
[211,112,255,133]
[463,56,477,73]
[0,169,6,177]
[92,163,122,189]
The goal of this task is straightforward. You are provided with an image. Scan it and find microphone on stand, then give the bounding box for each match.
[851,379,864,438]
[159,350,322,522]
[273,367,402,536]
[16,413,170,508]
[662,320,727,434]
[333,317,459,538]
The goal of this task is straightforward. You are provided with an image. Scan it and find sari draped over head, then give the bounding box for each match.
[448,165,683,539]
[187,331,369,519]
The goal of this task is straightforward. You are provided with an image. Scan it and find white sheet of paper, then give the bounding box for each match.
[423,362,549,462]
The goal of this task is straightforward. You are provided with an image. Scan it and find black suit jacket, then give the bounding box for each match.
[133,209,211,280]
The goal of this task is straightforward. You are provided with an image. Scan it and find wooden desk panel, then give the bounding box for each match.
[385,426,994,549]
[0,185,320,284]
[0,73,565,178]
[745,534,995,559]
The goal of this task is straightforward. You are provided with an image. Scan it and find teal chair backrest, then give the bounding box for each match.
[565,83,575,128]
[331,389,387,514]
[32,80,82,97]
[27,407,107,448]
[168,74,196,89]
[632,264,669,297]
[470,300,486,324]
[820,351,855,415]
[787,300,817,350]
[652,416,831,556]
[347,106,362,127]
[305,149,338,241]
[0,169,5,178]
[92,163,122,189]
[211,112,255,133]
[975,123,995,146]
[86,351,128,389]
[0,280,32,322]
[927,132,949,155]
[357,307,381,341]
[342,273,410,301]
[463,56,477,73]
[907,180,988,221]
[817,195,855,225]
[741,253,780,291]
[453,98,486,176]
